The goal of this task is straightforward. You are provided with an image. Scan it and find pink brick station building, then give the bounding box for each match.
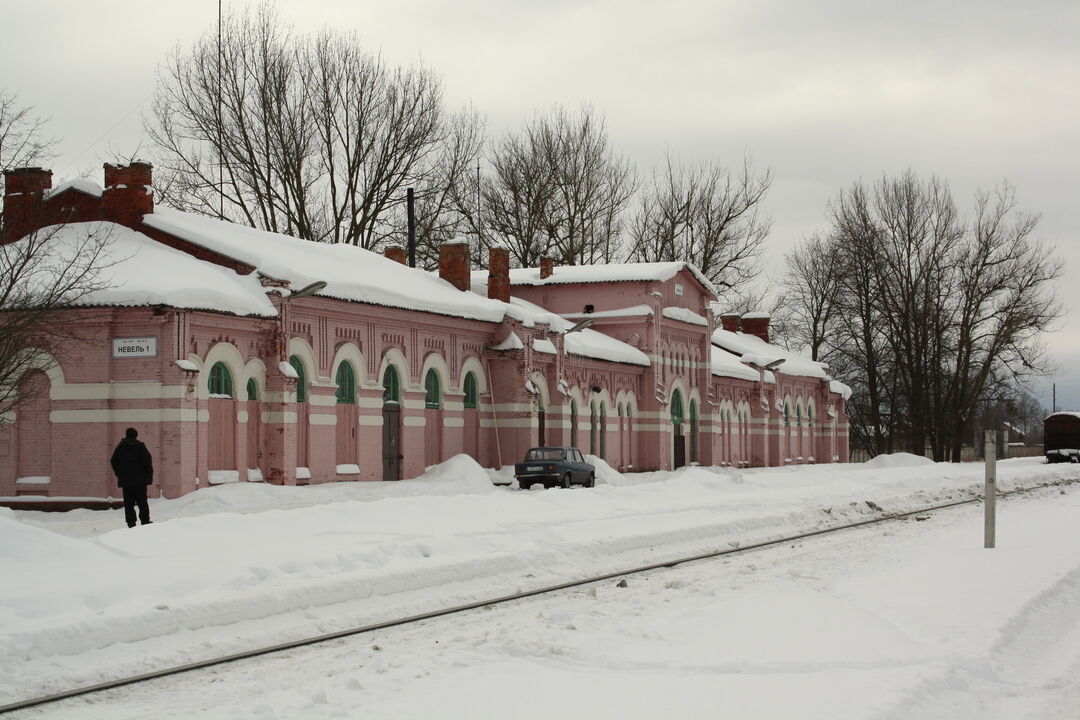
[0,163,849,502]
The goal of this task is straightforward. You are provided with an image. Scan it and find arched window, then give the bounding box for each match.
[670,389,684,425]
[617,403,624,417]
[382,366,400,404]
[289,355,307,403]
[208,362,234,397]
[246,378,258,401]
[424,369,441,409]
[463,372,478,409]
[335,362,356,404]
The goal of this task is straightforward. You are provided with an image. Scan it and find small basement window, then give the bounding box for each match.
[584,304,594,314]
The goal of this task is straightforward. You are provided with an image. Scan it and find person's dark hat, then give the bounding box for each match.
[125,427,138,439]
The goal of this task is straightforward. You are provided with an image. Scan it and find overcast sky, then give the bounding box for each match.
[2,0,1077,407]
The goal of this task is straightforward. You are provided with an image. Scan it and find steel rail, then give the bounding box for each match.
[2,475,1076,715]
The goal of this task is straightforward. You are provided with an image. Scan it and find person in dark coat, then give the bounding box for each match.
[110,427,154,528]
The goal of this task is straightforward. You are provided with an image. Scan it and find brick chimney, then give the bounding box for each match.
[384,245,407,265]
[2,167,52,243]
[740,313,770,343]
[438,240,471,292]
[540,256,554,279]
[102,162,154,227]
[719,313,740,333]
[488,246,510,302]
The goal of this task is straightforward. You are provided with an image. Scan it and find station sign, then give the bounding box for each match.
[112,337,158,358]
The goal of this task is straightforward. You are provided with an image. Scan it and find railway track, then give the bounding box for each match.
[3,475,1077,716]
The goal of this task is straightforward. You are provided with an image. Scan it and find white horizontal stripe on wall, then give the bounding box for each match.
[403,416,426,427]
[357,396,385,409]
[308,395,337,407]
[51,383,188,401]
[50,408,199,423]
[443,401,465,412]
[443,417,465,428]
[261,411,298,424]
[308,413,337,425]
[479,418,539,429]
[237,410,248,423]
[358,416,384,426]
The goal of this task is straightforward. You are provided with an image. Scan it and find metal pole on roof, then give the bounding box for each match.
[217,0,224,220]
[407,188,416,267]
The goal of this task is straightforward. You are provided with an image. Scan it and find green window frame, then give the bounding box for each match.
[289,355,307,403]
[670,389,684,425]
[335,363,356,404]
[382,366,400,404]
[463,372,478,409]
[246,378,258,401]
[208,362,233,397]
[424,369,441,409]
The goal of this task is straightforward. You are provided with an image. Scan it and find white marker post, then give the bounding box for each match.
[984,430,996,549]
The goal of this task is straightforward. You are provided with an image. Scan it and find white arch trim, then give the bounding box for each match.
[460,356,488,394]
[200,342,246,400]
[330,343,368,390]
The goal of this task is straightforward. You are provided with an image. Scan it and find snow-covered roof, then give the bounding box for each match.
[711,328,830,380]
[508,296,650,366]
[532,338,557,355]
[829,380,853,401]
[662,306,708,326]
[21,222,276,316]
[1045,412,1080,421]
[560,305,653,320]
[491,332,524,351]
[143,207,511,323]
[493,261,717,298]
[45,178,104,199]
[710,346,762,382]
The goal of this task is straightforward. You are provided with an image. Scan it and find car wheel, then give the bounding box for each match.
[586,472,595,488]
[561,473,571,489]
[520,481,531,490]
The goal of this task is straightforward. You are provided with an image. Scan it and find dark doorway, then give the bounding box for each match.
[538,409,546,446]
[382,404,401,481]
[673,425,686,469]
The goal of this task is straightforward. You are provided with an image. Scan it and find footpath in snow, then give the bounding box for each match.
[2,454,1078,710]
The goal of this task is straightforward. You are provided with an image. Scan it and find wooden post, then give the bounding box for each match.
[984,429,996,549]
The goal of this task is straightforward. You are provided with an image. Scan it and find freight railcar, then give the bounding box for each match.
[1044,412,1080,462]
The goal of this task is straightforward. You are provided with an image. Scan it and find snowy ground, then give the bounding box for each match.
[3,455,1079,718]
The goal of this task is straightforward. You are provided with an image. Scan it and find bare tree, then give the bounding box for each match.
[483,105,635,267]
[628,152,770,302]
[0,224,114,415]
[781,233,841,362]
[801,172,1061,459]
[146,4,482,250]
[0,89,57,197]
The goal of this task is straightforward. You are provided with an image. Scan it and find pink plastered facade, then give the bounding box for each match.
[0,164,848,501]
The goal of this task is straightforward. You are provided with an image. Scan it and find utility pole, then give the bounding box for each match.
[984,429,996,549]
